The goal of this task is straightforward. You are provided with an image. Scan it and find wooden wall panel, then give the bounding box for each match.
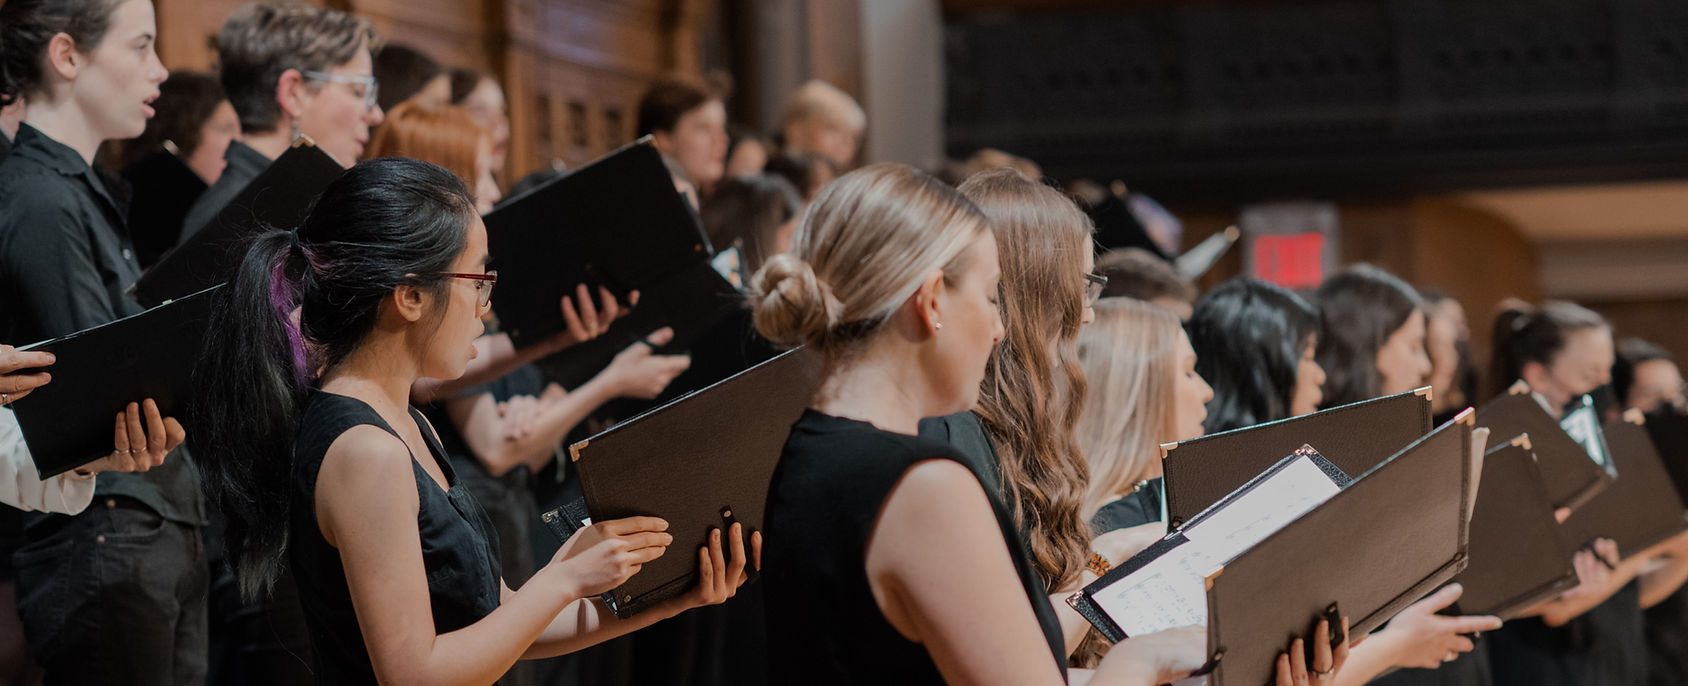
[151,0,720,180]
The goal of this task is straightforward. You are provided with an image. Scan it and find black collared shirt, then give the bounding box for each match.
[180,139,272,240]
[0,123,205,528]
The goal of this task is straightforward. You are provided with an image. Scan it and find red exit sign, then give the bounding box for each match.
[1251,232,1326,290]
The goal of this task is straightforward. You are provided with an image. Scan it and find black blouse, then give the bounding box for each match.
[764,410,1067,684]
[289,391,504,684]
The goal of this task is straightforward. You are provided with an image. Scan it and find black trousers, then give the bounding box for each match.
[12,497,207,686]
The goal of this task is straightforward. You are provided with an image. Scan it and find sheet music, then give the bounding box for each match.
[1093,452,1342,637]
[1559,403,1611,468]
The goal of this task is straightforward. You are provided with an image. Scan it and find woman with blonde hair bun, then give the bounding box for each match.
[754,163,1344,685]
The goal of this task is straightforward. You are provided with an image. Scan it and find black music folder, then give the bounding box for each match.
[122,148,208,268]
[1072,411,1475,686]
[484,137,715,350]
[8,287,220,476]
[1162,387,1433,527]
[540,347,822,617]
[132,139,343,307]
[1475,381,1615,512]
[1450,435,1577,619]
[534,260,744,390]
[1645,409,1688,502]
[1561,410,1688,558]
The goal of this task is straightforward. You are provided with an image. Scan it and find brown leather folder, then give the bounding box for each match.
[1450,435,1577,619]
[132,139,342,307]
[1474,381,1614,512]
[1075,412,1475,686]
[1561,410,1688,558]
[1162,388,1433,528]
[550,347,822,617]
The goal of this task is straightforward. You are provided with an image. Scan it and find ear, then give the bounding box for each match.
[1520,360,1552,393]
[390,283,430,324]
[907,268,946,339]
[44,32,82,82]
[650,130,675,154]
[275,68,308,123]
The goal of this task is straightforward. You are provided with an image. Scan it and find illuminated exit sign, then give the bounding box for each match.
[1238,202,1338,291]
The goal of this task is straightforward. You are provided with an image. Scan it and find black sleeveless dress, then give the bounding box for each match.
[1486,580,1646,686]
[763,410,1067,684]
[289,391,505,684]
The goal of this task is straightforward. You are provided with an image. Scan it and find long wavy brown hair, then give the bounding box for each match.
[957,168,1093,594]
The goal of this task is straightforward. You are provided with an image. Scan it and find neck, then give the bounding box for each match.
[244,127,292,161]
[318,335,420,417]
[813,340,933,436]
[23,98,102,165]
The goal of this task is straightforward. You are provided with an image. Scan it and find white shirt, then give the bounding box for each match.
[0,407,95,514]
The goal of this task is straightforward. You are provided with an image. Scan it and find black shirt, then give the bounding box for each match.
[179,139,271,240]
[764,410,1067,684]
[1487,579,1646,686]
[918,411,1005,499]
[1089,478,1164,535]
[0,124,205,527]
[1644,583,1688,686]
[0,129,11,165]
[290,391,503,685]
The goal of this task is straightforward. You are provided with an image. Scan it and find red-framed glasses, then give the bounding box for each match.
[439,270,498,308]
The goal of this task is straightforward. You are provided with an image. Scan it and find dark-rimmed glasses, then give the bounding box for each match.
[1083,272,1109,306]
[301,70,380,111]
[440,271,498,308]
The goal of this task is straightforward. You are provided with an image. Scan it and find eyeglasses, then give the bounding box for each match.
[1083,272,1109,306]
[301,70,380,111]
[439,271,498,308]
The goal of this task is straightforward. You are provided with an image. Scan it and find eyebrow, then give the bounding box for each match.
[481,254,493,268]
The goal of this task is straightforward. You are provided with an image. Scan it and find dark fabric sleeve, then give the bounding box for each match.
[1,185,120,339]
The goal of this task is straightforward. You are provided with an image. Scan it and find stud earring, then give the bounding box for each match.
[934,322,943,330]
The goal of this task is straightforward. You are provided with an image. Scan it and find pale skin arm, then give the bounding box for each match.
[1520,539,1642,626]
[1332,584,1502,685]
[317,426,674,685]
[867,460,1341,686]
[1640,554,1688,609]
[518,523,760,659]
[444,330,691,476]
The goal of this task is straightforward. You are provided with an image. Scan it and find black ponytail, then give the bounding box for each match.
[191,158,476,599]
[1487,298,1608,400]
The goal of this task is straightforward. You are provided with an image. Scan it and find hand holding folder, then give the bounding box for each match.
[0,345,55,405]
[541,347,821,617]
[1074,411,1477,686]
[7,287,217,476]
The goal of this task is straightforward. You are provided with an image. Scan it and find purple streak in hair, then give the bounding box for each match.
[269,242,309,383]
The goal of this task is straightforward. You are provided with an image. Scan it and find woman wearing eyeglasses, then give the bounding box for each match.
[191,158,754,685]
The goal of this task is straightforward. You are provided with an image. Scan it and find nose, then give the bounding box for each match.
[367,103,385,126]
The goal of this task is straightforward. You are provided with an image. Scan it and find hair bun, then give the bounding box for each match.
[750,253,843,347]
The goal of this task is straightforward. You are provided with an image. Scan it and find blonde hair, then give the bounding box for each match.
[750,163,988,352]
[958,167,1093,593]
[1075,298,1184,519]
[781,79,866,132]
[366,101,483,188]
